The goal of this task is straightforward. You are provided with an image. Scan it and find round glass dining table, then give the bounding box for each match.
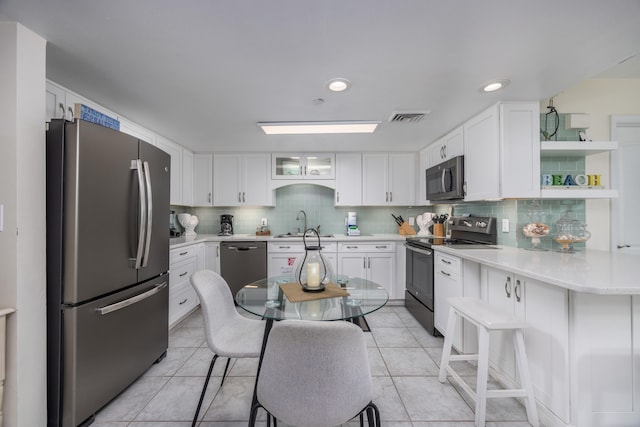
[235,275,389,322]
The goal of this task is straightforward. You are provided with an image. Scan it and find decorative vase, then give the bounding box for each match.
[177,213,198,236]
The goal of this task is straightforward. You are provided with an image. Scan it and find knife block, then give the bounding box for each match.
[433,223,445,237]
[398,222,416,235]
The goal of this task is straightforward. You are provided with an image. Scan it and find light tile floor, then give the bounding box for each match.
[93,304,539,427]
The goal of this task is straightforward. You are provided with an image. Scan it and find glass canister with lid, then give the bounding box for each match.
[552,208,591,253]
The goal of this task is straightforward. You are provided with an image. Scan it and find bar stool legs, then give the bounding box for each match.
[438,298,539,427]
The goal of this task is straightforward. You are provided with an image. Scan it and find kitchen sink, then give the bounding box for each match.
[273,233,335,238]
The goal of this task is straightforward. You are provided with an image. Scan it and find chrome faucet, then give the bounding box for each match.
[296,210,307,233]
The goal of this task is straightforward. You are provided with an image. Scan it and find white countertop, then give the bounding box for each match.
[434,245,640,295]
[169,233,407,249]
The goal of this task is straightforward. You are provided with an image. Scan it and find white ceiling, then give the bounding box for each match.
[2,1,640,153]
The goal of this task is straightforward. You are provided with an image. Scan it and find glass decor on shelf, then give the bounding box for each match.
[522,201,549,251]
[552,208,591,253]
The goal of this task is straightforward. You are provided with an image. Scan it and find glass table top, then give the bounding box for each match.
[235,275,389,321]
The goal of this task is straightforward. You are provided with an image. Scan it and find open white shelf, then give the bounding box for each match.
[540,140,619,199]
[540,189,619,199]
[540,140,618,157]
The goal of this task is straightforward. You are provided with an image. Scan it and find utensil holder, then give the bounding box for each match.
[433,223,445,237]
[398,222,416,235]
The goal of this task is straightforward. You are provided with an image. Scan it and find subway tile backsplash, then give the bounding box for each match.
[173,183,585,250]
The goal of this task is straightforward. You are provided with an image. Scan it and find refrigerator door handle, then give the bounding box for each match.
[142,161,153,267]
[95,282,167,315]
[132,159,147,269]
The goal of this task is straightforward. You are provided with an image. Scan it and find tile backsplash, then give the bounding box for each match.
[174,184,426,236]
[173,183,585,250]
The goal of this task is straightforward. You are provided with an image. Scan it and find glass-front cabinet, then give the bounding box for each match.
[272,153,335,179]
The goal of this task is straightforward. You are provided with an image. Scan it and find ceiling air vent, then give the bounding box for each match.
[388,111,430,123]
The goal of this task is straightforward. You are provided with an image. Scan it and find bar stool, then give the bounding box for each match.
[438,297,539,427]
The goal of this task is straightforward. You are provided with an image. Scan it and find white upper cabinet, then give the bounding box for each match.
[46,80,118,124]
[181,148,193,206]
[463,102,540,201]
[362,153,415,206]
[46,81,68,120]
[192,153,213,206]
[429,126,464,166]
[119,118,157,146]
[214,153,273,206]
[272,153,335,180]
[334,153,362,206]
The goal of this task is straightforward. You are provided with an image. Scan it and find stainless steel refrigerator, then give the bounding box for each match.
[46,119,170,427]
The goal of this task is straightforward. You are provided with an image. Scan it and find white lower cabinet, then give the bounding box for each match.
[337,242,397,298]
[204,242,220,273]
[481,266,570,423]
[434,252,479,353]
[267,242,337,278]
[434,253,463,349]
[169,244,204,328]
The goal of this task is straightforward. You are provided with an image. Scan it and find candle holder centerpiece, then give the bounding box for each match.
[294,228,333,293]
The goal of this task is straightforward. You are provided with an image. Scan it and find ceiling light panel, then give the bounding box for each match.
[258,121,380,135]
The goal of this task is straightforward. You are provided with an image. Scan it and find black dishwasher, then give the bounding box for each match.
[220,241,267,296]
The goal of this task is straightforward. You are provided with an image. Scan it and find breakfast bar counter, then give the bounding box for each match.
[433,245,640,295]
[431,245,640,427]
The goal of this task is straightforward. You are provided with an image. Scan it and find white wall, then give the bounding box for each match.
[542,79,640,250]
[0,22,47,426]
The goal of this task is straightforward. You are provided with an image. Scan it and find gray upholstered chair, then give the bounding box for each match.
[249,319,380,427]
[190,269,266,427]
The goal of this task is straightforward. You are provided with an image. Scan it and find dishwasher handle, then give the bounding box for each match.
[226,246,259,251]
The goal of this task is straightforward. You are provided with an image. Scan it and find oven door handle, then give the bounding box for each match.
[404,243,433,256]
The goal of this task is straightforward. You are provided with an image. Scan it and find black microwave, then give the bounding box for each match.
[426,155,464,201]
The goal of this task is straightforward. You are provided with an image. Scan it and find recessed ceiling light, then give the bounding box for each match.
[481,79,510,92]
[257,121,380,135]
[327,78,351,92]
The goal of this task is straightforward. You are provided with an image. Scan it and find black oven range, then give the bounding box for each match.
[404,216,497,335]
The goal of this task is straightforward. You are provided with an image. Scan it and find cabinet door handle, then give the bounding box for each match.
[179,251,188,256]
[515,279,522,303]
[389,192,392,202]
[505,276,512,298]
[375,245,387,249]
[363,257,366,269]
[385,192,389,202]
[216,246,219,257]
[442,259,452,265]
[441,270,451,277]
[208,192,211,203]
[179,298,188,305]
[346,245,358,249]
[336,192,339,203]
[279,246,291,249]
[68,106,74,120]
[58,102,65,118]
[179,271,188,277]
[242,192,246,203]
[368,257,371,268]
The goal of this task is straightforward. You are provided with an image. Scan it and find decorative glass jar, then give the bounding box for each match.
[293,228,333,292]
[552,209,591,253]
[522,201,549,251]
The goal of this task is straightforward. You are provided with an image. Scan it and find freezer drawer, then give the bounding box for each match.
[61,278,168,427]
